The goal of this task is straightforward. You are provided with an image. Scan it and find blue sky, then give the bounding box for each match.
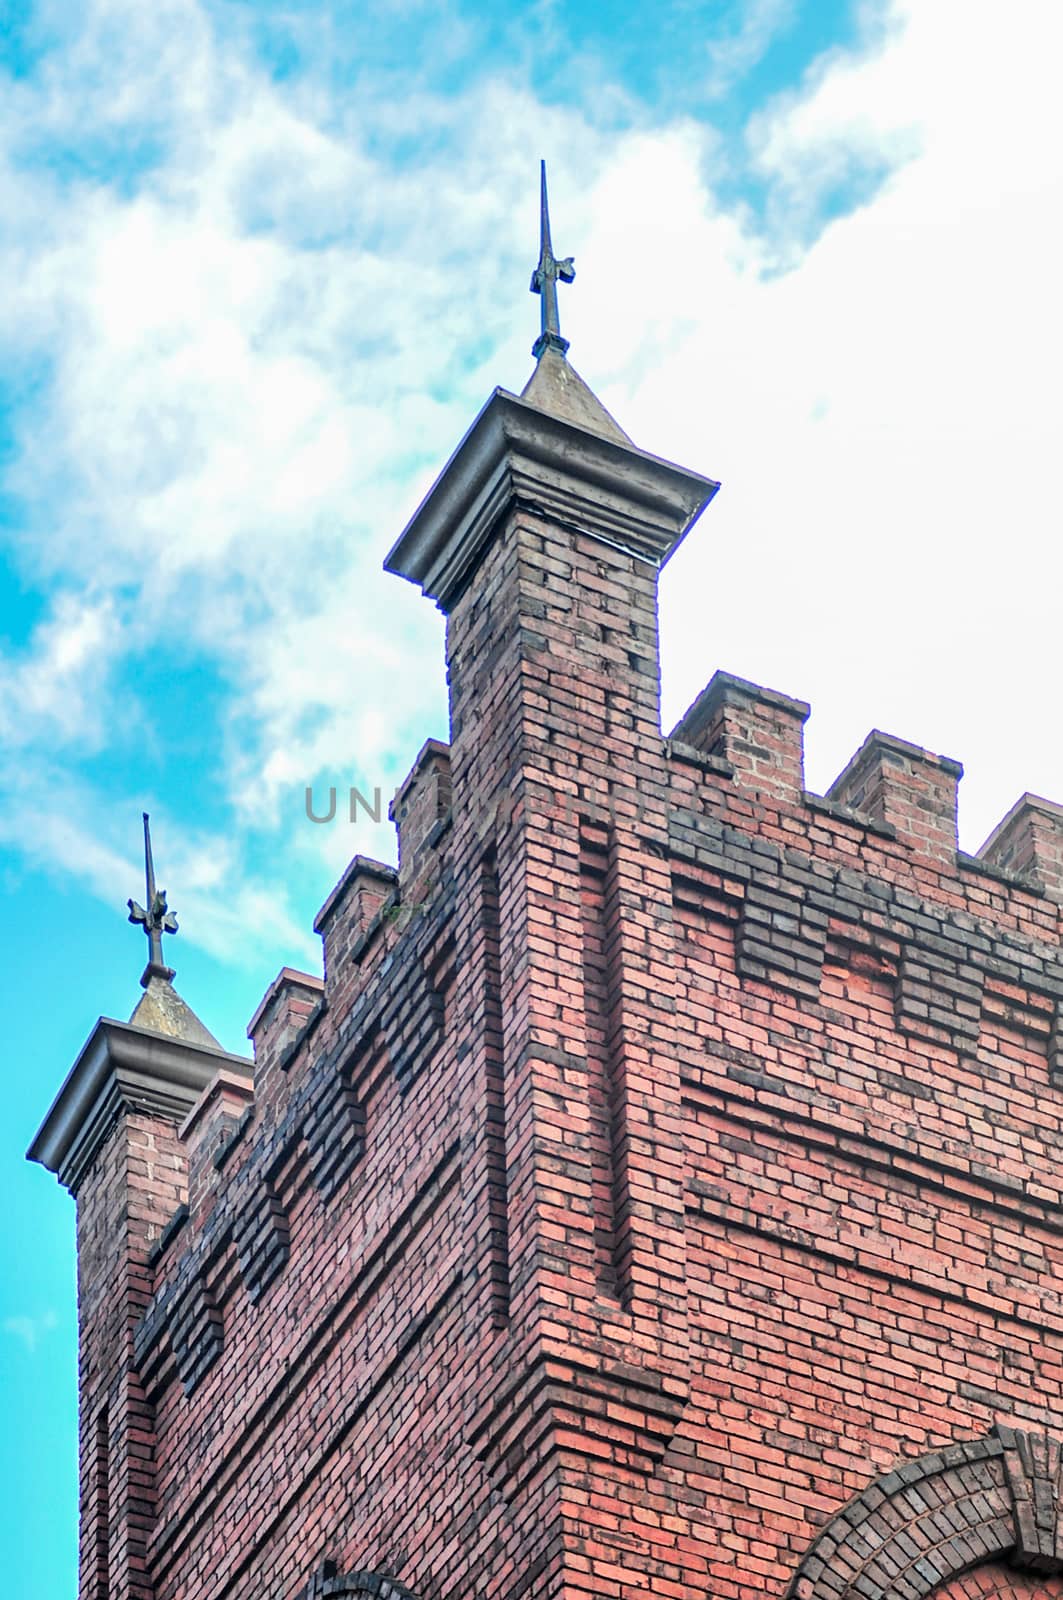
[2,0,1062,1592]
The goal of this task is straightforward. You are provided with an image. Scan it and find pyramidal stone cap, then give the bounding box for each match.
[520,347,633,445]
[28,979,251,1194]
[128,972,226,1048]
[384,353,719,613]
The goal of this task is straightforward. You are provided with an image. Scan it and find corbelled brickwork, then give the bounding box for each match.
[33,347,1063,1600]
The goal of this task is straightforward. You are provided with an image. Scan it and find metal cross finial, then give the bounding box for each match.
[127,812,178,987]
[530,159,575,360]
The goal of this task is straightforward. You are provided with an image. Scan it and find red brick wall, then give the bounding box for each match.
[74,477,1063,1600]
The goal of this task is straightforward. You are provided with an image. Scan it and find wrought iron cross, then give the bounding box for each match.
[128,812,178,985]
[530,159,575,359]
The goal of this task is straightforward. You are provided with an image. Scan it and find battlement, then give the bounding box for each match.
[669,671,1062,908]
[98,631,1063,1598]
[313,854,398,1016]
[128,657,1063,1377]
[980,792,1063,901]
[388,738,451,892]
[671,669,810,799]
[827,729,963,865]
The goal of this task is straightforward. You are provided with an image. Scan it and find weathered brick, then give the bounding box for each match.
[30,351,1063,1600]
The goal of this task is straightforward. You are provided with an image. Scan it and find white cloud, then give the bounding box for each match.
[0,784,317,971]
[745,2,919,236]
[0,0,1060,980]
[704,0,797,100]
[0,594,118,749]
[2,1310,57,1354]
[606,0,1063,847]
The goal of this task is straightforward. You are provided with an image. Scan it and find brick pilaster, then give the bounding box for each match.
[76,1113,186,1600]
[386,374,718,1585]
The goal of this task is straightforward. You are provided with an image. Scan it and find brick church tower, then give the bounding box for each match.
[30,176,1063,1600]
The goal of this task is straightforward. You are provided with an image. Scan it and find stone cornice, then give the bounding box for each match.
[28,1018,252,1195]
[384,386,719,612]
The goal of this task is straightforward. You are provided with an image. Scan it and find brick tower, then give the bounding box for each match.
[31,180,1063,1600]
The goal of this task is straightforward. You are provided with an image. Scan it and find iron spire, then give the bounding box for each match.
[530,159,575,360]
[127,812,178,988]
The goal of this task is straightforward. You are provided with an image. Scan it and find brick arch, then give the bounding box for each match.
[788,1427,1063,1600]
[298,1567,420,1600]
[930,1562,1063,1600]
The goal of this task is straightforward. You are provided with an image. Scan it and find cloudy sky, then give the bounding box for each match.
[2,0,1061,1590]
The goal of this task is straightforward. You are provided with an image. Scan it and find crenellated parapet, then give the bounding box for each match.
[134,868,456,1400]
[314,855,398,1006]
[671,669,810,800]
[670,671,1063,910]
[247,967,326,1073]
[389,738,452,888]
[666,674,1063,1084]
[828,729,963,865]
[981,793,1063,903]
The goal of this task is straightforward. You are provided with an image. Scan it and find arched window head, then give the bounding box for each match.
[297,1562,420,1600]
[789,1426,1063,1600]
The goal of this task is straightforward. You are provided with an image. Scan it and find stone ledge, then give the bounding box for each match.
[384,385,719,611]
[28,1018,250,1195]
